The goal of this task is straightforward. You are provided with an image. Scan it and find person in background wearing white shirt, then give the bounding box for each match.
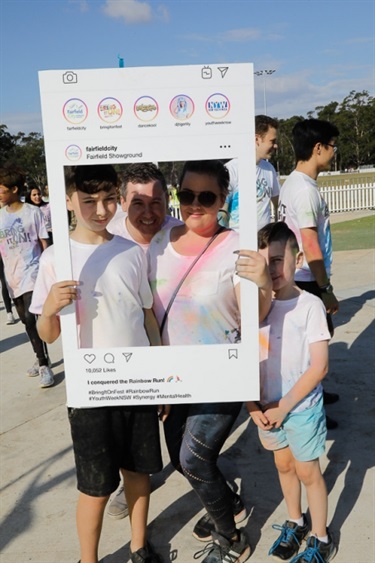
[219,115,280,230]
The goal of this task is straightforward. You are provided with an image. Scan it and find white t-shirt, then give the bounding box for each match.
[30,236,153,349]
[279,170,332,282]
[256,159,280,229]
[259,291,331,413]
[223,158,280,231]
[107,212,182,253]
[0,203,48,298]
[148,228,241,345]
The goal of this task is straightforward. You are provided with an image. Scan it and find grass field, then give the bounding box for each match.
[331,214,375,251]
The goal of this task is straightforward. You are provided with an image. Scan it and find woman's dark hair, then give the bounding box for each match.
[179,160,230,198]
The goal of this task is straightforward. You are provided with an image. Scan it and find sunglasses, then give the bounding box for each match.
[177,190,218,208]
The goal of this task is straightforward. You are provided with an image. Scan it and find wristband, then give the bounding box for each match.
[320,282,334,294]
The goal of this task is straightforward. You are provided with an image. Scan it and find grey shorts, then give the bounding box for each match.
[68,405,163,497]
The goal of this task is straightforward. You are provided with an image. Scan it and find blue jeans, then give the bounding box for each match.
[164,402,242,539]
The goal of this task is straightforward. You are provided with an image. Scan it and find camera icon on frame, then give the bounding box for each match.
[63,71,78,84]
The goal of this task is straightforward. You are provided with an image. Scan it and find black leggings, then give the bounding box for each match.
[12,291,49,365]
[0,256,12,314]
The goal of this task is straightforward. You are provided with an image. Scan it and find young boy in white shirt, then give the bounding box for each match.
[30,164,163,563]
[236,221,336,563]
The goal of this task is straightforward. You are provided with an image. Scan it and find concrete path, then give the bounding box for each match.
[1,216,374,562]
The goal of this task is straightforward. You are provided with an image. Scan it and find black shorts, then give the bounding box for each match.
[68,405,163,497]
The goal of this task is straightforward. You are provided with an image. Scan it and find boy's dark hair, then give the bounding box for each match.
[258,221,300,254]
[292,119,339,162]
[0,164,25,193]
[179,160,230,198]
[64,165,118,197]
[119,163,167,198]
[255,115,279,137]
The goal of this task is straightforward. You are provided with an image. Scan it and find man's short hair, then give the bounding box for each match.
[258,221,299,254]
[179,160,230,198]
[64,165,118,197]
[0,164,25,192]
[292,119,339,162]
[255,115,279,137]
[119,163,167,199]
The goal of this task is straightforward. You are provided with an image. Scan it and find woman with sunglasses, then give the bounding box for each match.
[148,160,270,563]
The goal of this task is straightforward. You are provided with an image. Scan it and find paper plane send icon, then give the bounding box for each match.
[218,67,229,78]
[122,353,133,363]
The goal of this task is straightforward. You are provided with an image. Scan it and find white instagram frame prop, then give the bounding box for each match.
[39,63,259,407]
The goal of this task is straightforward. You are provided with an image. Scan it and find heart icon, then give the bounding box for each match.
[84,354,96,364]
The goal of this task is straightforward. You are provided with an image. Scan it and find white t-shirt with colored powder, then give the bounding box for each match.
[0,203,48,298]
[148,228,241,345]
[256,159,280,229]
[259,291,331,413]
[30,236,153,349]
[279,170,332,282]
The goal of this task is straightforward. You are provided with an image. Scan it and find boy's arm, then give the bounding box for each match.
[264,339,329,427]
[300,227,339,314]
[39,237,48,252]
[37,280,78,343]
[144,308,162,346]
[246,400,274,430]
[235,249,272,321]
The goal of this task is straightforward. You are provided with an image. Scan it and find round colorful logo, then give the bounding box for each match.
[134,96,159,122]
[97,97,123,123]
[170,95,194,120]
[63,98,88,124]
[205,93,231,119]
[65,145,82,161]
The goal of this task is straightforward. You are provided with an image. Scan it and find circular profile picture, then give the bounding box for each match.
[63,98,88,124]
[170,95,194,120]
[65,145,82,161]
[205,93,231,119]
[134,96,159,122]
[97,97,123,123]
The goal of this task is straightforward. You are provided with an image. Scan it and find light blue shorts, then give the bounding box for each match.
[258,395,327,462]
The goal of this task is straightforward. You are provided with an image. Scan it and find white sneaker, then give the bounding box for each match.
[27,360,40,377]
[39,365,54,388]
[107,485,129,519]
[6,312,15,324]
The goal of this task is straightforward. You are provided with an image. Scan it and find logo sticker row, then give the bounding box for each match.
[63,94,231,124]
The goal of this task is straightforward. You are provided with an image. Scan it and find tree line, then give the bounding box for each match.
[1,90,374,189]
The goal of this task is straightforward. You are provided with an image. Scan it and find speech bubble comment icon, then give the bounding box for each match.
[104,353,115,364]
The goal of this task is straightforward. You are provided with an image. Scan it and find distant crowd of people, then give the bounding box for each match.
[0,116,339,563]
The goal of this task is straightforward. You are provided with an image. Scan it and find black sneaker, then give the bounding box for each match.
[268,515,309,560]
[323,391,339,405]
[325,415,338,430]
[290,532,337,562]
[130,541,163,563]
[192,494,248,542]
[194,530,251,562]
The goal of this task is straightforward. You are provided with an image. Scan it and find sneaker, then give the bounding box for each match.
[325,415,338,430]
[268,515,309,560]
[130,541,163,563]
[6,312,15,324]
[194,530,251,562]
[323,391,339,405]
[107,485,129,519]
[39,365,54,388]
[27,360,40,377]
[27,358,52,377]
[290,532,337,562]
[193,494,248,542]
